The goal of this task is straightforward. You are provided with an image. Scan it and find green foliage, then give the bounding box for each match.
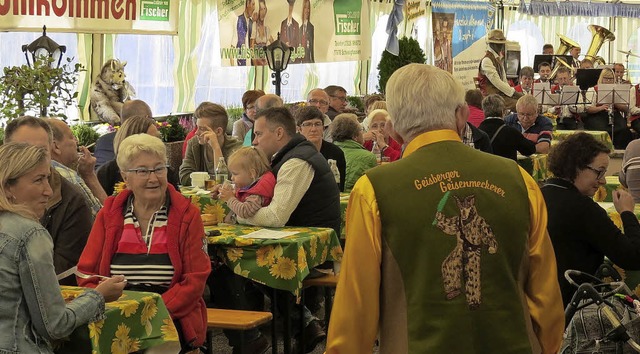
[0,128,4,145]
[377,37,426,94]
[226,106,244,134]
[0,56,84,120]
[157,114,187,142]
[71,124,100,150]
[347,96,364,112]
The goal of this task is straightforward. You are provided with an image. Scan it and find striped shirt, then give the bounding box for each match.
[110,194,174,288]
[51,160,102,217]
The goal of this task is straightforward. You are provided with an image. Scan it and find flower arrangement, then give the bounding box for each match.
[543,112,558,121]
[156,115,187,142]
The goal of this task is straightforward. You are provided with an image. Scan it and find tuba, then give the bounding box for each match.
[556,34,580,55]
[583,25,615,66]
[549,34,580,80]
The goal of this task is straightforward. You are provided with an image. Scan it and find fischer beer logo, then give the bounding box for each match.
[0,0,137,20]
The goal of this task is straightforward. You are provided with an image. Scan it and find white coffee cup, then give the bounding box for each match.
[190,172,209,188]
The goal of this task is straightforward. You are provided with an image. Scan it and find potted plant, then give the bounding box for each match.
[71,124,100,152]
[156,114,188,174]
[0,56,84,120]
[377,37,426,94]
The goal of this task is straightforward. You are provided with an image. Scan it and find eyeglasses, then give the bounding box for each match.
[127,165,170,178]
[331,95,347,102]
[307,99,329,106]
[300,121,324,128]
[517,112,536,118]
[585,165,607,180]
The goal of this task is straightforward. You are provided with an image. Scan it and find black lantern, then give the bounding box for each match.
[22,26,67,68]
[265,32,293,96]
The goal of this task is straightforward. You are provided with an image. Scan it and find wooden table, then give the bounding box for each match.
[56,287,179,354]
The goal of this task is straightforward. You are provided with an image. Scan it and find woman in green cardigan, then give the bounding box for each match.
[331,113,377,192]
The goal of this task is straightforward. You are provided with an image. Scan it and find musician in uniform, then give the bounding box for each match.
[514,66,534,95]
[614,63,631,84]
[477,29,523,111]
[549,67,584,130]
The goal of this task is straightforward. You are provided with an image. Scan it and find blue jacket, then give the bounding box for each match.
[0,212,104,353]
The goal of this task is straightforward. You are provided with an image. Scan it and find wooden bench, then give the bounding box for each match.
[205,308,273,353]
[303,273,339,326]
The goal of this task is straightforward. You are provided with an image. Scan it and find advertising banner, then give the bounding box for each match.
[217,0,371,67]
[432,0,494,89]
[0,0,178,34]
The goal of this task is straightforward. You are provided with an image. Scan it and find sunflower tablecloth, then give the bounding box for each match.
[552,130,613,151]
[206,224,343,297]
[593,176,626,202]
[516,154,549,182]
[598,202,640,297]
[56,287,179,354]
[339,193,349,239]
[181,188,231,219]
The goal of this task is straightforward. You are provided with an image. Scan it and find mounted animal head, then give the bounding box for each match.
[99,59,128,89]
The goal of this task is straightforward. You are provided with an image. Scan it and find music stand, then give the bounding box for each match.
[533,55,552,73]
[533,81,559,105]
[575,68,602,91]
[560,86,581,105]
[597,84,631,105]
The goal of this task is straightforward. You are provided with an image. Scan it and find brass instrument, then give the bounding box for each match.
[549,34,580,80]
[583,25,615,66]
[556,34,580,55]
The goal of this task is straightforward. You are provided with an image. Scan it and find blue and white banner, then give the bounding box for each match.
[432,0,494,89]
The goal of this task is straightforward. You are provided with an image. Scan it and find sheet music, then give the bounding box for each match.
[597,84,631,105]
[560,86,580,105]
[533,82,558,105]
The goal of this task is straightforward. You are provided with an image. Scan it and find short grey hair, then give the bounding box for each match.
[386,64,464,140]
[116,134,167,171]
[482,95,505,118]
[331,113,361,142]
[515,94,538,112]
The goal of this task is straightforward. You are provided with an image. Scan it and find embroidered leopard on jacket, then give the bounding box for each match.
[436,194,497,310]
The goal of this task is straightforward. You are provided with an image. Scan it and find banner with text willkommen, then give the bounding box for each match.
[0,0,178,34]
[432,0,494,90]
[217,0,370,67]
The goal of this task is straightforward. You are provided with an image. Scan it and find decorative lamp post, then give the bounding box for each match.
[22,26,67,68]
[265,32,293,97]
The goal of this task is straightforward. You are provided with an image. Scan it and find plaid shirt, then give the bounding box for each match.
[51,161,102,218]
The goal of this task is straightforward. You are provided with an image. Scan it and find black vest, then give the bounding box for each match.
[272,134,341,235]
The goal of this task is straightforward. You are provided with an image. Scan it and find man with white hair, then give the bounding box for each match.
[326,64,563,354]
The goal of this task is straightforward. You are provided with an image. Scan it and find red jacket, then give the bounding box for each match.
[236,171,276,205]
[77,185,211,347]
[364,137,402,162]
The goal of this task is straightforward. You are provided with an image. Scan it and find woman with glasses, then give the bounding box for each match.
[97,115,179,195]
[583,68,633,149]
[541,132,640,307]
[78,134,211,353]
[295,106,346,191]
[363,109,402,162]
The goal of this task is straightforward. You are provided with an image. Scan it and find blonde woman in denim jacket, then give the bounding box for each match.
[0,143,125,353]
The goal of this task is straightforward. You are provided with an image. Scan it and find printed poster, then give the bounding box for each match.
[217,0,371,67]
[0,0,178,34]
[432,0,494,89]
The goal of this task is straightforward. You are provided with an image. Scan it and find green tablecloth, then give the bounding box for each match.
[181,187,231,219]
[517,154,549,181]
[206,224,343,297]
[56,287,179,354]
[553,130,614,151]
[598,203,640,297]
[594,176,626,202]
[340,193,348,239]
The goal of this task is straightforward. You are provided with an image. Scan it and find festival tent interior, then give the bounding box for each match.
[1,0,640,121]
